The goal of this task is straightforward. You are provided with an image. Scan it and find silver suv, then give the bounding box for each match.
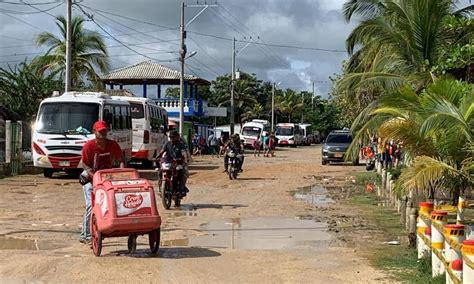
[321,130,357,165]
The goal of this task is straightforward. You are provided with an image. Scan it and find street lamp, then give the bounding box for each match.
[271,82,281,133]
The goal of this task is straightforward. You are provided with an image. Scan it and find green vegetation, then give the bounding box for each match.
[0,61,62,121]
[348,183,444,283]
[32,15,109,89]
[335,0,474,203]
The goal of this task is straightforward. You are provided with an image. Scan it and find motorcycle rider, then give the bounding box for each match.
[224,134,245,173]
[156,130,189,194]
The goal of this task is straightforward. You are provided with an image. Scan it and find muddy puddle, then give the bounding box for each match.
[163,217,331,250]
[292,184,334,206]
[0,236,64,250]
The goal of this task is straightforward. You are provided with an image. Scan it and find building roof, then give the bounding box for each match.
[100,61,210,86]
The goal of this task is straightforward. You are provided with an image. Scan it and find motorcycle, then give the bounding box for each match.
[157,157,185,209]
[226,147,242,180]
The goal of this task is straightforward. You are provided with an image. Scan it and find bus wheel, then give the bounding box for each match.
[43,168,54,178]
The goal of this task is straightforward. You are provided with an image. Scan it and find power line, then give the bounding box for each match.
[0,1,62,14]
[0,34,32,42]
[0,0,61,5]
[0,43,35,49]
[79,3,177,31]
[218,5,288,67]
[0,10,48,31]
[80,5,178,47]
[188,37,226,72]
[189,56,220,77]
[75,4,178,63]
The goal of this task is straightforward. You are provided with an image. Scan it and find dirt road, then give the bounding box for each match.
[0,145,389,283]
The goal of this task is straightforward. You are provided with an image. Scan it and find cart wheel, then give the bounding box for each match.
[161,183,172,210]
[149,228,160,255]
[127,235,137,254]
[91,214,102,257]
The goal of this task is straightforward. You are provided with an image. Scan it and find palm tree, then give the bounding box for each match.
[348,79,474,204]
[337,0,473,100]
[276,89,303,122]
[241,104,266,123]
[217,79,258,124]
[32,15,109,89]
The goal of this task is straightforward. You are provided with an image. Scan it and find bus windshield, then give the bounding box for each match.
[276,127,294,136]
[130,103,144,119]
[242,126,261,137]
[36,102,99,135]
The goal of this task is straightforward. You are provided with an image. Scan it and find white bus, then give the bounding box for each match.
[240,119,270,148]
[275,123,303,147]
[112,96,168,167]
[32,92,133,178]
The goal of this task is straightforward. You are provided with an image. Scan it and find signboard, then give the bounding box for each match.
[204,107,227,117]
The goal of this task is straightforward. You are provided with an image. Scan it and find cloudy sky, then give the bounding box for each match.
[0,0,396,97]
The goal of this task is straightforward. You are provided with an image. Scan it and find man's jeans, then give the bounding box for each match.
[80,182,93,241]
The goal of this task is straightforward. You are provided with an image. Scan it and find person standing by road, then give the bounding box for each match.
[208,131,219,157]
[79,120,124,244]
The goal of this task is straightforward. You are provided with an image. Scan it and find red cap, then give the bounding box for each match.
[451,259,462,271]
[425,227,431,236]
[419,202,434,208]
[431,210,448,216]
[463,240,474,246]
[93,120,107,132]
[444,224,465,229]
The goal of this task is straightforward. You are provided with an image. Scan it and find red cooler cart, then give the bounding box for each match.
[90,168,161,256]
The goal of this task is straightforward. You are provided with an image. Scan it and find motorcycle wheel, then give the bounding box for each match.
[127,235,137,254]
[91,214,102,257]
[161,182,172,209]
[149,228,160,255]
[228,167,233,180]
[233,171,238,179]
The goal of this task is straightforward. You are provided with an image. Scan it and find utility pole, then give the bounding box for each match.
[65,0,72,92]
[230,37,236,135]
[179,2,185,136]
[178,2,216,136]
[301,92,304,123]
[271,82,275,133]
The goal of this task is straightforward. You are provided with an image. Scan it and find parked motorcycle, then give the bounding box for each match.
[226,147,242,180]
[157,157,185,209]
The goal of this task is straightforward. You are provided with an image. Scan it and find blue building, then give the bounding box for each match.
[100,61,211,118]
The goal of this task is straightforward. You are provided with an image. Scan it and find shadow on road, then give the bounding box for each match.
[237,177,276,181]
[108,247,221,259]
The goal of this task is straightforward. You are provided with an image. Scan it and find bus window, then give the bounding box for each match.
[113,106,120,129]
[130,103,144,119]
[120,106,128,130]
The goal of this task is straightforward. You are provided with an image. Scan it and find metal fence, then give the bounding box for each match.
[0,120,32,176]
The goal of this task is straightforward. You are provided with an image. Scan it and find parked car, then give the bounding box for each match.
[321,130,358,165]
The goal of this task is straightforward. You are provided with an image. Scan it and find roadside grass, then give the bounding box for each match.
[348,173,444,284]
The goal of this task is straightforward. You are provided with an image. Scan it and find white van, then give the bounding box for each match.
[240,119,270,148]
[112,96,168,167]
[32,92,133,177]
[275,123,303,147]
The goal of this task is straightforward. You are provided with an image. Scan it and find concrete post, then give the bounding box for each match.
[430,210,448,277]
[457,196,466,224]
[417,202,434,259]
[444,224,465,284]
[5,120,11,163]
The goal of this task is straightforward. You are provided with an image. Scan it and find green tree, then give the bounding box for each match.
[0,61,62,121]
[337,0,473,101]
[275,89,303,122]
[240,104,266,123]
[32,15,109,89]
[348,79,474,203]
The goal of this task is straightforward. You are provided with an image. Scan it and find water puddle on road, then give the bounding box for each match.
[0,236,63,250]
[292,184,334,206]
[162,217,331,250]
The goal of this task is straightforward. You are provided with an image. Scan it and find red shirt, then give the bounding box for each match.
[82,139,123,171]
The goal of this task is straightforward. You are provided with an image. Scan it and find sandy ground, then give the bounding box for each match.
[0,145,391,283]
